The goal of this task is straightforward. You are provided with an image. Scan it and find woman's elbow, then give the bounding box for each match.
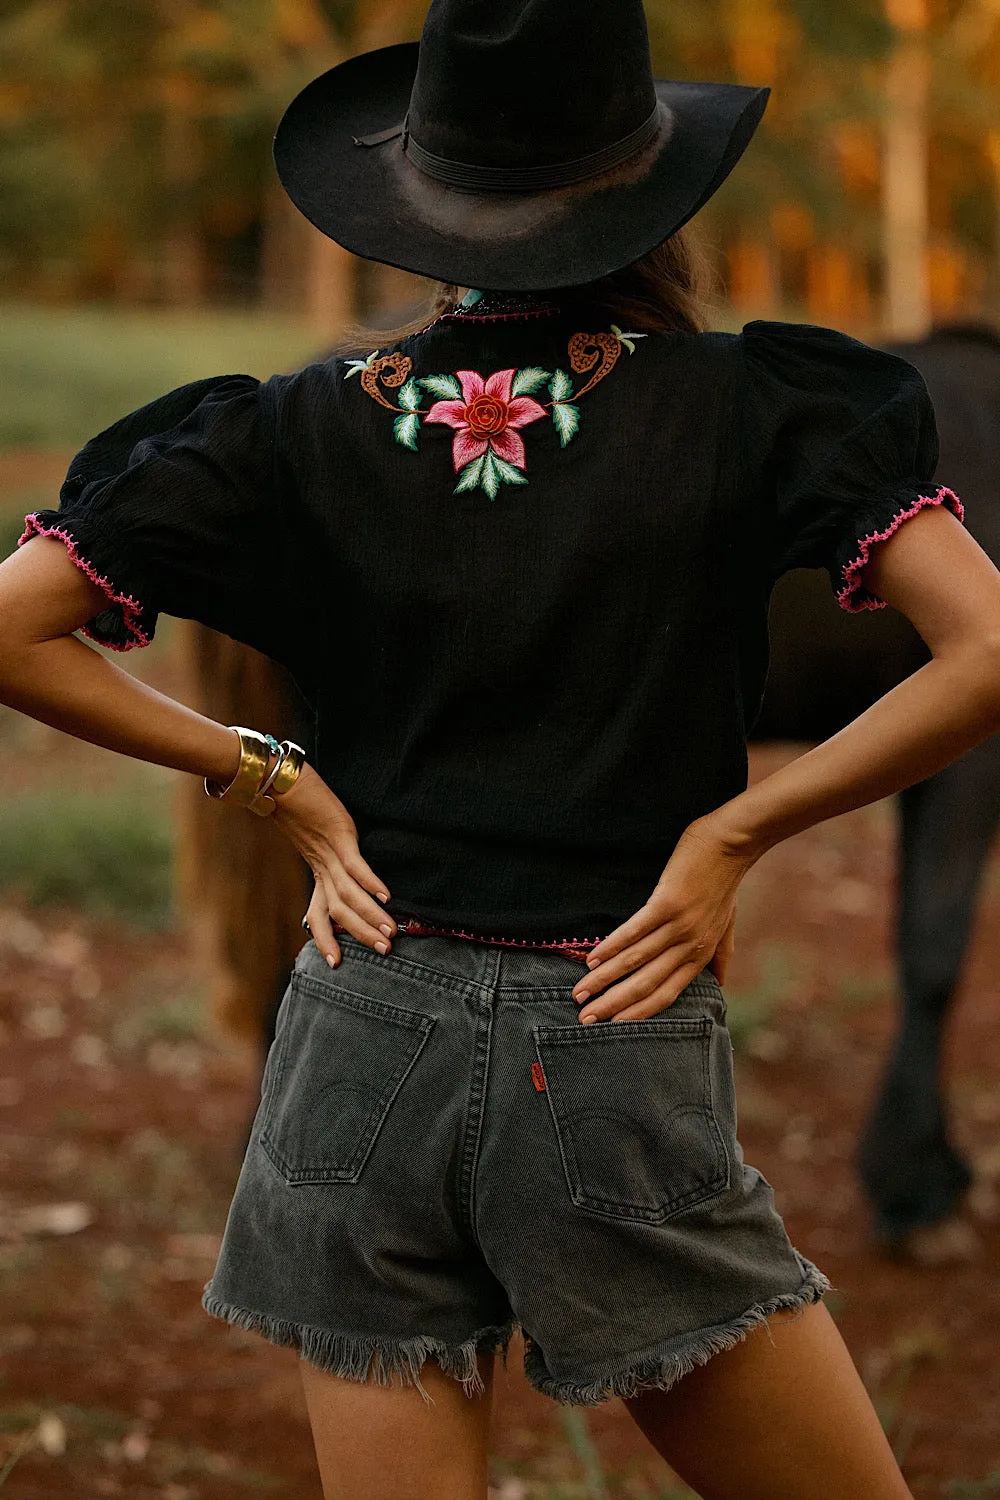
[970,630,1000,692]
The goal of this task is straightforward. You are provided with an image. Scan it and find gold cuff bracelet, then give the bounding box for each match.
[204,727,277,807]
[249,739,307,817]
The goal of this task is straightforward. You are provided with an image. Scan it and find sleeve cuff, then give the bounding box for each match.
[19,512,156,651]
[834,486,964,613]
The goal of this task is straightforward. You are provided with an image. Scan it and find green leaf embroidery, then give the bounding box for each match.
[552,403,580,447]
[480,451,502,500]
[491,455,529,486]
[421,373,463,400]
[393,413,420,450]
[512,367,551,396]
[356,324,639,497]
[398,378,421,412]
[345,350,379,378]
[454,455,486,493]
[610,324,647,355]
[550,368,573,402]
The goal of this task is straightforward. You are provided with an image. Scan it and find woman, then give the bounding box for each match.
[2,4,998,1497]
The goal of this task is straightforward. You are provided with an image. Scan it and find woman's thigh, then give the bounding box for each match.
[300,1351,496,1500]
[623,1302,912,1500]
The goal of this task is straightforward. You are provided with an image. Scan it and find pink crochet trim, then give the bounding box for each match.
[332,915,600,963]
[18,514,152,651]
[836,486,964,613]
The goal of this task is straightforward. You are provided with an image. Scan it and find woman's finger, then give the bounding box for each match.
[320,869,395,954]
[572,923,677,1001]
[582,901,663,967]
[340,846,392,906]
[578,945,687,1023]
[327,865,397,947]
[604,962,705,1022]
[305,885,341,968]
[710,906,736,984]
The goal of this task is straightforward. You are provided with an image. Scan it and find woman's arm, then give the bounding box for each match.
[0,536,397,961]
[575,504,1000,1021]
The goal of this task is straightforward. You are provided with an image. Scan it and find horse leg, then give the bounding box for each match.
[857,732,1000,1242]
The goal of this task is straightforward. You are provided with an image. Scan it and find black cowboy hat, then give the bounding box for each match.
[273,0,770,291]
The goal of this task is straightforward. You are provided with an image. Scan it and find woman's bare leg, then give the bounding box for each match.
[623,1302,912,1500]
[300,1353,495,1500]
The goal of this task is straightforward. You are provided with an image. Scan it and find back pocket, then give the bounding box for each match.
[533,1015,731,1223]
[260,971,435,1185]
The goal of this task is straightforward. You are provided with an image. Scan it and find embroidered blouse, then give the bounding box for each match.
[20,294,962,950]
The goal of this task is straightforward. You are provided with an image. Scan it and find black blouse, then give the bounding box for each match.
[21,297,962,943]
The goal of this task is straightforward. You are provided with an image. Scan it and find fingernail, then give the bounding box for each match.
[379,923,394,938]
[586,957,600,969]
[377,892,390,903]
[327,953,338,968]
[581,1014,596,1025]
[574,990,590,1003]
[375,940,389,955]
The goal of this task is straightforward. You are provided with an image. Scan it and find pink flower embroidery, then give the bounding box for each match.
[425,369,546,473]
[348,332,646,498]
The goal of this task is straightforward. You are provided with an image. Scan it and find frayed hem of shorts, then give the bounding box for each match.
[201,1287,517,1404]
[523,1262,832,1407]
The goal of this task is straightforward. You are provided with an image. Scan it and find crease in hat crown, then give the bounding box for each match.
[272,0,770,289]
[403,0,660,173]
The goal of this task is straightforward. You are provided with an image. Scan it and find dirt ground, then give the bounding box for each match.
[1,452,999,1497]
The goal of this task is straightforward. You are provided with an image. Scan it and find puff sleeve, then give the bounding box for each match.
[18,374,318,682]
[741,320,964,611]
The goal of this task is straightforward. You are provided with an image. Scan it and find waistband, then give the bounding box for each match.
[331,915,598,964]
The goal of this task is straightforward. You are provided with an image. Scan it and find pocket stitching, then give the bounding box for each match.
[534,1016,714,1045]
[259,978,436,1185]
[289,971,437,1032]
[316,939,487,998]
[533,1017,730,1223]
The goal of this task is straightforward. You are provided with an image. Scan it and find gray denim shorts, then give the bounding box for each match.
[203,933,829,1405]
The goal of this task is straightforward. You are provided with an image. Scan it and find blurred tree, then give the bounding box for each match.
[645,0,895,321]
[1,0,999,329]
[882,0,931,337]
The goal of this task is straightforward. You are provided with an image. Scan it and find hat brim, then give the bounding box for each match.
[273,44,769,290]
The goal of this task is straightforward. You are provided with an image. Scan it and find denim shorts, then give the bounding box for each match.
[203,933,829,1405]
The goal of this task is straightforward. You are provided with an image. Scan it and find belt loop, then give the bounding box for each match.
[484,944,503,994]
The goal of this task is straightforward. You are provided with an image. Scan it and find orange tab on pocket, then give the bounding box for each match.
[531,1061,546,1092]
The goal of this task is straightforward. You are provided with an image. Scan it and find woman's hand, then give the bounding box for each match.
[571,817,754,1023]
[271,764,396,967]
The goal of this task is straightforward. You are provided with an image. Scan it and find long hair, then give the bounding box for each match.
[338,228,711,355]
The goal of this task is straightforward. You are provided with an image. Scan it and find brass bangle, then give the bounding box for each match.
[270,740,306,796]
[249,740,306,818]
[204,727,276,807]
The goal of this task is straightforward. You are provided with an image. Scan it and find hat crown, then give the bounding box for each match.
[408,0,658,169]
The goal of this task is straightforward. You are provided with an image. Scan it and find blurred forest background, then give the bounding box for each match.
[3,0,1000,446]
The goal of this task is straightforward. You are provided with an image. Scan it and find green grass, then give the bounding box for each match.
[0,303,321,451]
[723,942,801,1053]
[111,985,205,1052]
[947,1473,1000,1498]
[0,788,174,926]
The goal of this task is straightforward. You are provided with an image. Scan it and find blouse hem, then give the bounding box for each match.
[333,914,600,961]
[835,486,964,613]
[18,513,152,651]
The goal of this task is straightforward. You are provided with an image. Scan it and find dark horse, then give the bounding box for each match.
[179,323,1000,1247]
[755,323,1000,1246]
